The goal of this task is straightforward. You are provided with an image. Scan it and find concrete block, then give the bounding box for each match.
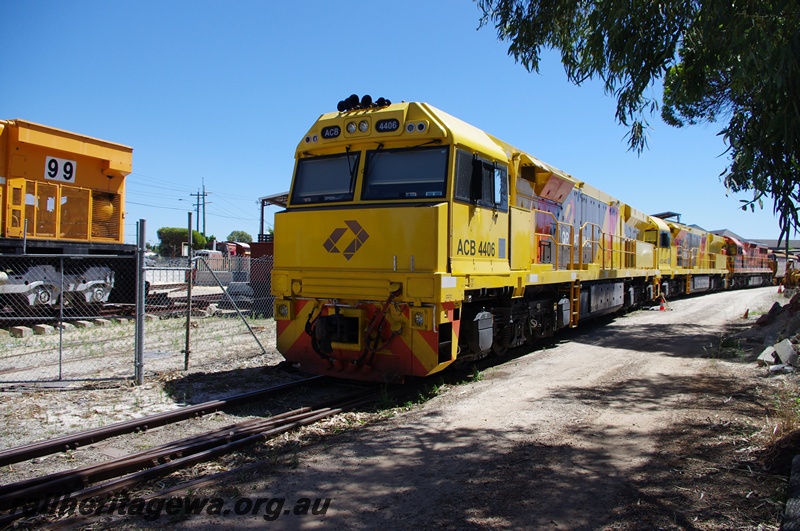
[775,338,798,366]
[93,318,112,327]
[9,326,32,338]
[757,346,778,366]
[0,328,10,337]
[144,314,159,322]
[33,324,55,336]
[73,320,93,329]
[55,322,75,332]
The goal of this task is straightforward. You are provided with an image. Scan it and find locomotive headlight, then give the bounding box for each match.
[358,120,369,132]
[275,300,294,320]
[410,306,433,330]
[346,122,357,134]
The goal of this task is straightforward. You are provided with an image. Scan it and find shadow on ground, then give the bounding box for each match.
[157,379,786,530]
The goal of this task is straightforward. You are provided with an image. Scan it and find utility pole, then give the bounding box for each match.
[202,178,207,236]
[190,183,210,236]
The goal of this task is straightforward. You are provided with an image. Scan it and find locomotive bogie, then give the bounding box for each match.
[0,259,116,314]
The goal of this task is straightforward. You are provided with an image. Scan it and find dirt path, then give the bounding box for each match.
[147,288,788,529]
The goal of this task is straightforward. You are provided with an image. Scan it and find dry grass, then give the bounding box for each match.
[768,380,800,438]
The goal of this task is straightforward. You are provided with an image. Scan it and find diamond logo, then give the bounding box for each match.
[323,220,369,260]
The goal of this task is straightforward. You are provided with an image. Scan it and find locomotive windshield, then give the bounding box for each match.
[291,152,360,204]
[361,146,448,200]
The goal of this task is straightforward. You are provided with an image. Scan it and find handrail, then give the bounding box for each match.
[530,210,670,272]
[532,209,574,270]
[596,232,637,270]
[578,222,601,270]
[675,245,701,269]
[729,254,771,270]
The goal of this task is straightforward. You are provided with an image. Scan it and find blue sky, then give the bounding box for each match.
[0,0,784,246]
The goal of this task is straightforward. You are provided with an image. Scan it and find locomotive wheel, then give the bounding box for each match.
[34,285,56,305]
[89,284,109,303]
[491,342,509,356]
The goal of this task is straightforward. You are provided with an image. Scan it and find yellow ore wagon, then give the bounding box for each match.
[0,119,134,312]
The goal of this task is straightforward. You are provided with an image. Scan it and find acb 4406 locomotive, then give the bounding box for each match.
[271,96,772,382]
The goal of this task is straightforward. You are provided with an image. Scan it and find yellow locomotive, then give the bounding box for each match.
[271,96,765,382]
[0,119,134,312]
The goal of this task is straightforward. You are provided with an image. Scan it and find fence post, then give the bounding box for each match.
[184,212,193,371]
[58,256,64,381]
[135,219,146,385]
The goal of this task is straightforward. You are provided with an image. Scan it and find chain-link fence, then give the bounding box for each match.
[140,254,274,376]
[0,254,138,381]
[0,249,275,383]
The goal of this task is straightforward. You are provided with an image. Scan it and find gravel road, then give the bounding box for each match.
[163,286,785,531]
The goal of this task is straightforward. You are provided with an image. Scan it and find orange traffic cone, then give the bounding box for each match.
[779,285,784,293]
[743,308,749,319]
[659,297,666,311]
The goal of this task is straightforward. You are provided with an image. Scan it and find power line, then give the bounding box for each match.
[128,200,190,211]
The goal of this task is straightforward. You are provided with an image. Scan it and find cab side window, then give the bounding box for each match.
[454,149,508,212]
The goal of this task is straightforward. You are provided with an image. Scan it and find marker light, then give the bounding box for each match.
[347,122,357,134]
[358,120,369,132]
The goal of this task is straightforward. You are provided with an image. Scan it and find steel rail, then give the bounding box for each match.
[0,406,322,499]
[0,375,325,468]
[0,393,375,527]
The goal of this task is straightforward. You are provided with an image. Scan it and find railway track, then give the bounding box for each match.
[0,378,379,527]
[0,376,324,467]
